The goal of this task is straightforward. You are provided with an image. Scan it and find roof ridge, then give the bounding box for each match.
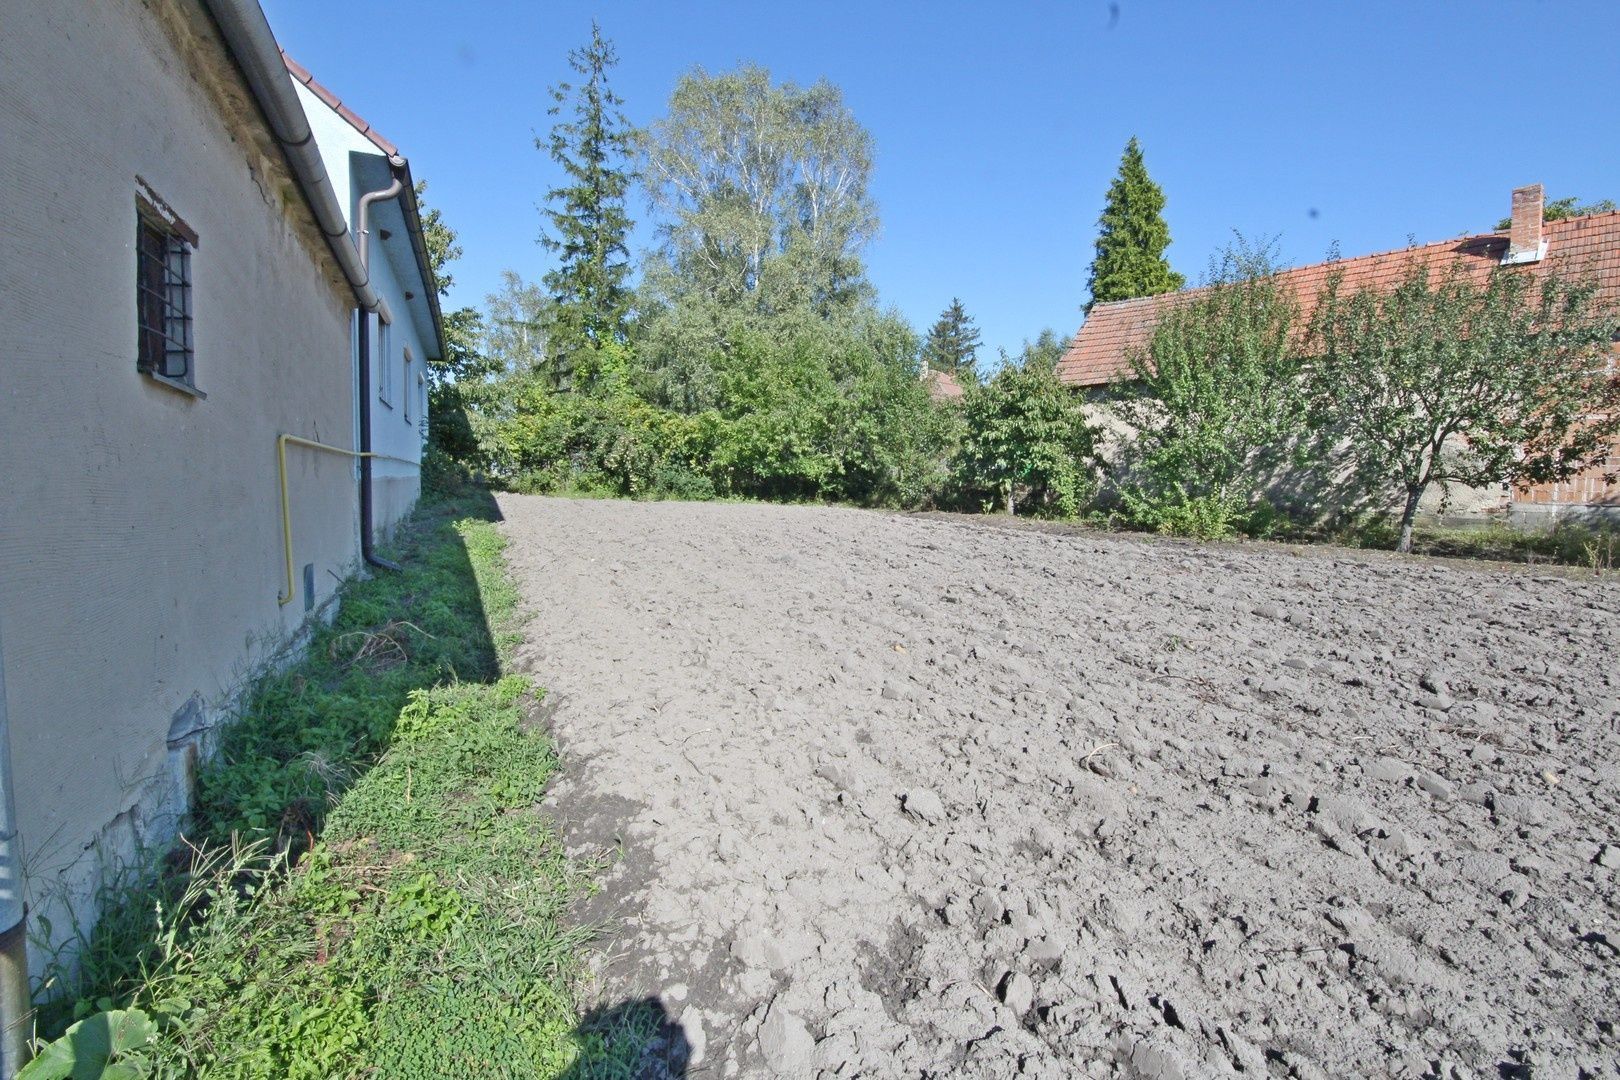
[1545,209,1620,232]
[1083,228,1520,321]
[281,50,399,158]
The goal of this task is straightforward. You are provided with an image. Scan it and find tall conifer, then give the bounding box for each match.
[539,22,635,389]
[921,298,982,378]
[1085,137,1185,312]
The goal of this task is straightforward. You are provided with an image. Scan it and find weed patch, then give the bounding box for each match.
[24,490,635,1078]
[1329,516,1620,570]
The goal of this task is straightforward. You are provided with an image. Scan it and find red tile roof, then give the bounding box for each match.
[1056,211,1620,388]
[282,52,399,157]
[922,368,966,402]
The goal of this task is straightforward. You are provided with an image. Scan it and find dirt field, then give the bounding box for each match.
[498,495,1620,1079]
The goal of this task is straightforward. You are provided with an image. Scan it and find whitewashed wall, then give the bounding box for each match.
[0,0,359,974]
[294,81,428,535]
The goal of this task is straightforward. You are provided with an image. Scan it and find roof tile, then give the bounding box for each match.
[1057,212,1620,387]
[281,50,399,157]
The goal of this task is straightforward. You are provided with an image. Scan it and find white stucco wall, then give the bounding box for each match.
[0,0,360,973]
[294,82,427,535]
[361,238,428,535]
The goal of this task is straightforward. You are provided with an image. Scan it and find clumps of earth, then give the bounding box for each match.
[501,495,1620,1079]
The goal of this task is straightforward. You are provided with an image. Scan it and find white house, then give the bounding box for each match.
[0,0,442,1037]
[285,54,443,534]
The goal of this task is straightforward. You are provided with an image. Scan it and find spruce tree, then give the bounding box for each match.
[922,298,983,378]
[1085,137,1185,312]
[539,22,635,390]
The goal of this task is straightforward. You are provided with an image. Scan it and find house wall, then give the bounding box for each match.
[361,248,428,536]
[0,0,359,973]
[1512,446,1620,525]
[1077,399,1510,526]
[292,82,425,536]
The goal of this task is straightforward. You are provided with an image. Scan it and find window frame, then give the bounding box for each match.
[377,314,394,407]
[417,370,428,438]
[403,346,414,423]
[134,179,202,398]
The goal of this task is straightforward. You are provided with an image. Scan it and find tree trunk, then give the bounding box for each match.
[1396,484,1423,554]
[1005,484,1017,516]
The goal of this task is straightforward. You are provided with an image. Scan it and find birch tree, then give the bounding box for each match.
[638,65,878,409]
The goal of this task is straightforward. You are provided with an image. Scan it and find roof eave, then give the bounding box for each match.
[281,50,444,360]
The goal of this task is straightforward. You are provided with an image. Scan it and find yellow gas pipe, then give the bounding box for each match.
[277,433,418,606]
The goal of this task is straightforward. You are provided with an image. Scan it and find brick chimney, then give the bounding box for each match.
[1502,183,1545,265]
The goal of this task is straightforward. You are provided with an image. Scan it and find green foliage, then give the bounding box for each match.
[1332,517,1620,570]
[481,313,952,507]
[922,298,982,380]
[415,181,492,389]
[482,270,551,378]
[484,373,711,499]
[1112,240,1305,538]
[952,331,1097,516]
[447,58,961,513]
[425,382,480,460]
[1085,137,1186,311]
[416,179,460,296]
[540,22,636,388]
[29,494,629,1077]
[638,64,876,410]
[1495,195,1616,230]
[1307,259,1620,551]
[1127,488,1247,540]
[19,1008,157,1080]
[708,315,955,505]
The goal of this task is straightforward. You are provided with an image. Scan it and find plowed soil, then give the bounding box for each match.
[500,494,1620,1080]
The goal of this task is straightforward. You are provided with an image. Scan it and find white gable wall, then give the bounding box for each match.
[293,80,426,534]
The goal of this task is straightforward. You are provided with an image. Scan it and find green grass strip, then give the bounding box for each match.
[26,489,651,1078]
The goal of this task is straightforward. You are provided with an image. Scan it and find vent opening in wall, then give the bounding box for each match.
[303,562,316,612]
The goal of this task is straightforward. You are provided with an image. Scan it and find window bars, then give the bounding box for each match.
[136,214,193,382]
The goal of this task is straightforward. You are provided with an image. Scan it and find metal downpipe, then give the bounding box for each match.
[355,162,410,573]
[355,307,400,574]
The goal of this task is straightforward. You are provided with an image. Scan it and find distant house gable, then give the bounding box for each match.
[922,367,966,403]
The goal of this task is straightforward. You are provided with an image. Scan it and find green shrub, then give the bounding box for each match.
[481,314,954,508]
[1119,486,1245,539]
[951,333,1096,517]
[1111,240,1308,536]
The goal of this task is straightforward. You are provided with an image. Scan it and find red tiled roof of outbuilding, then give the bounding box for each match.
[1056,211,1620,388]
[922,368,966,402]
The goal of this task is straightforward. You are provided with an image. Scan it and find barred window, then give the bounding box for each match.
[135,187,196,388]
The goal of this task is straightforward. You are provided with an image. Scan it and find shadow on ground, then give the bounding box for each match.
[565,996,692,1079]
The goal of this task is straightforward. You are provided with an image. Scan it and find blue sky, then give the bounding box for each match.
[264,0,1620,360]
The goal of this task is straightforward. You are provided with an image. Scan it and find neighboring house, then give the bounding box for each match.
[0,0,439,991]
[1057,185,1620,522]
[921,367,967,403]
[286,54,443,534]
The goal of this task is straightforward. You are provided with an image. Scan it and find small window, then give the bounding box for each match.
[417,371,428,436]
[403,347,414,422]
[377,315,393,406]
[135,183,197,390]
